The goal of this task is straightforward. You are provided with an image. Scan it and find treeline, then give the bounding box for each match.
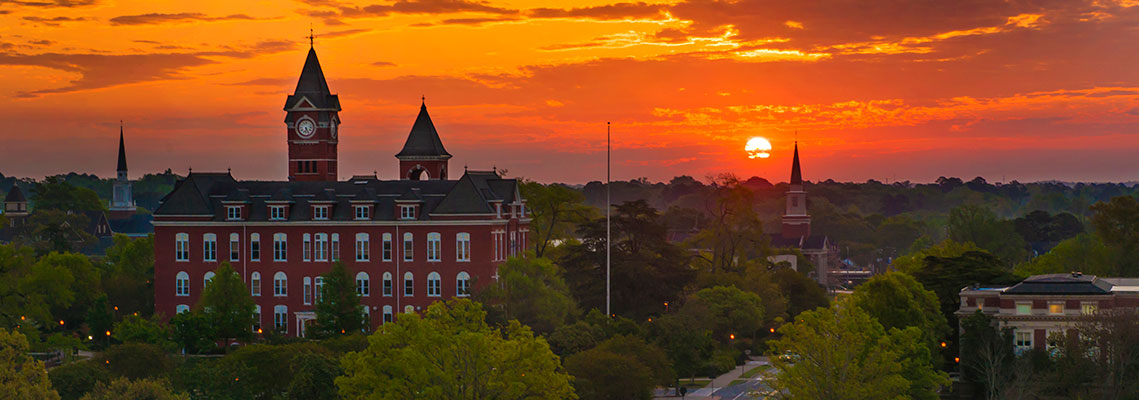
[1,170,182,213]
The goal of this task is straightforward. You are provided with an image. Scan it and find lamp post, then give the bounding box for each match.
[606,122,611,318]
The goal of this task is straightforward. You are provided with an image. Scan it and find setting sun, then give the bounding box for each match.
[746,137,772,159]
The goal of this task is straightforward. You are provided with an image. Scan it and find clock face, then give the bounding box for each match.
[297,119,315,138]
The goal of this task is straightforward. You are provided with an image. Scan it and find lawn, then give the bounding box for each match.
[739,365,770,379]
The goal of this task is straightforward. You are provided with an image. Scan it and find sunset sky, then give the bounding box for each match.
[1,0,1138,184]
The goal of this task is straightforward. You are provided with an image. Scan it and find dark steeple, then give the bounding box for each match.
[4,185,25,203]
[117,123,128,172]
[284,47,340,111]
[396,101,452,159]
[790,141,802,185]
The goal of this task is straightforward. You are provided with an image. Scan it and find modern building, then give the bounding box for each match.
[151,44,529,337]
[957,273,1139,353]
[768,142,836,287]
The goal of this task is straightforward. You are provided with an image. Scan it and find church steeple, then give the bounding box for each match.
[396,99,451,180]
[284,45,340,182]
[790,141,802,185]
[781,141,810,238]
[110,122,135,216]
[117,123,128,173]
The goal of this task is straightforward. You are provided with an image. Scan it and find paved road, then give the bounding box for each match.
[654,359,773,400]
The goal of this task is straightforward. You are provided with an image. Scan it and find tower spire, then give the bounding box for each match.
[308,24,314,48]
[790,140,802,185]
[117,121,127,172]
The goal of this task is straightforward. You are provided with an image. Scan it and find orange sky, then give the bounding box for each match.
[1,0,1138,184]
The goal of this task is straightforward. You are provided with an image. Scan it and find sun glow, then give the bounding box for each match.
[746,137,772,159]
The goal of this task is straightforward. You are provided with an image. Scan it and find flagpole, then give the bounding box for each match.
[606,121,611,317]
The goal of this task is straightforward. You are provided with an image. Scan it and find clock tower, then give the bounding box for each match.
[284,44,340,181]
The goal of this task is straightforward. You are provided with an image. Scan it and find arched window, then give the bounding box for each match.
[229,233,240,261]
[427,233,441,262]
[382,233,392,261]
[253,305,261,332]
[273,233,287,261]
[274,272,287,296]
[427,272,441,297]
[404,272,414,296]
[203,233,217,262]
[356,233,370,261]
[404,305,414,314]
[456,271,471,297]
[331,233,340,262]
[315,276,325,302]
[403,232,414,261]
[250,233,261,262]
[176,304,190,314]
[274,305,288,333]
[204,271,215,287]
[175,233,189,261]
[176,271,189,296]
[356,272,370,296]
[382,272,393,296]
[251,272,261,296]
[315,233,328,261]
[382,305,393,323]
[456,233,470,262]
[303,233,312,261]
[303,277,313,305]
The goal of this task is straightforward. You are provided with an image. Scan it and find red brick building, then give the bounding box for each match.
[153,45,529,337]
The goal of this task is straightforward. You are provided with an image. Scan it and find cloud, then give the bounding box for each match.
[221,77,293,86]
[371,60,396,67]
[21,15,88,26]
[337,0,516,18]
[438,16,519,25]
[0,0,96,8]
[109,12,263,26]
[528,2,669,20]
[320,28,373,38]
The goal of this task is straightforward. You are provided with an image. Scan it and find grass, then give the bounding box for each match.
[681,378,713,388]
[739,365,770,379]
[729,379,748,386]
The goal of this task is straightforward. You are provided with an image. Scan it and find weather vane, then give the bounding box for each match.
[308,24,315,47]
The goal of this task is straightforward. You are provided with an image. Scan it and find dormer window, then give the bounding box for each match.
[355,205,370,220]
[227,206,242,220]
[270,205,287,220]
[400,205,415,220]
[313,206,329,220]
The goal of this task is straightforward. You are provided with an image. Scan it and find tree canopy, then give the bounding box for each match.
[197,263,254,348]
[477,256,577,334]
[311,262,365,337]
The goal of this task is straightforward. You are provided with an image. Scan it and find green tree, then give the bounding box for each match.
[311,262,364,337]
[101,343,171,381]
[565,348,654,400]
[197,263,254,348]
[769,268,828,317]
[690,174,768,273]
[79,378,188,400]
[22,210,97,254]
[86,295,113,348]
[546,320,606,357]
[1015,233,1116,277]
[48,360,110,400]
[169,311,212,354]
[214,342,336,399]
[285,352,341,400]
[113,315,175,351]
[476,256,578,334]
[1090,195,1139,276]
[0,328,61,400]
[687,286,764,344]
[890,239,984,275]
[337,299,575,400]
[947,205,1027,265]
[0,244,36,328]
[521,181,595,258]
[850,272,947,355]
[30,176,104,212]
[958,311,1014,400]
[102,235,155,317]
[593,334,674,386]
[20,252,101,329]
[649,305,715,383]
[767,302,947,400]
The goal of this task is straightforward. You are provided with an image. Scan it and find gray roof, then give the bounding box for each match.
[283,47,341,111]
[4,186,25,203]
[1004,273,1114,295]
[109,213,153,235]
[395,103,451,159]
[155,170,519,221]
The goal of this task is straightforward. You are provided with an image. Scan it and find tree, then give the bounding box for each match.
[79,378,189,400]
[890,239,984,275]
[593,335,674,386]
[947,205,1027,265]
[285,352,341,400]
[476,256,578,334]
[769,268,828,317]
[767,302,947,400]
[20,251,101,329]
[214,343,336,399]
[1014,210,1083,244]
[22,210,97,254]
[197,263,254,348]
[1067,308,1139,398]
[1090,195,1139,276]
[86,295,113,348]
[48,360,111,400]
[565,348,654,400]
[958,311,1014,400]
[520,181,595,258]
[686,286,764,344]
[690,174,768,272]
[0,328,61,400]
[101,344,171,381]
[649,304,716,383]
[546,320,607,357]
[850,272,947,355]
[311,262,364,337]
[30,176,104,212]
[1015,233,1116,277]
[337,299,575,400]
[169,311,212,354]
[102,235,155,317]
[113,315,175,352]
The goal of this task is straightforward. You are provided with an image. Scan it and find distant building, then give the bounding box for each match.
[2,186,29,226]
[768,142,837,287]
[958,273,1139,353]
[110,124,136,219]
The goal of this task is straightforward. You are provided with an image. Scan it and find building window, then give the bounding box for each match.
[1048,303,1064,315]
[403,233,413,261]
[313,206,329,220]
[509,231,517,257]
[427,233,441,262]
[315,233,328,261]
[357,272,370,297]
[227,206,242,220]
[251,272,261,296]
[400,205,415,220]
[456,233,470,262]
[203,233,217,262]
[315,277,324,303]
[331,233,340,262]
[1015,330,1033,352]
[356,233,370,261]
[274,272,287,296]
[176,304,190,314]
[229,233,240,261]
[175,271,189,296]
[382,233,392,261]
[1016,302,1031,315]
[404,305,414,314]
[274,305,287,333]
[355,205,370,220]
[253,305,261,333]
[204,271,215,287]
[382,306,393,323]
[382,272,393,297]
[304,277,313,305]
[456,272,471,297]
[427,272,441,297]
[1082,303,1098,315]
[175,233,189,261]
[303,234,312,262]
[270,206,286,220]
[404,272,414,296]
[250,233,261,262]
[273,233,287,261]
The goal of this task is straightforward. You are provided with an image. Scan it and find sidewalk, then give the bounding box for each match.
[654,357,771,399]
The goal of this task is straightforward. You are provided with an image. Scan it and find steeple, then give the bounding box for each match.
[117,122,128,173]
[111,123,135,216]
[396,100,452,180]
[781,140,810,238]
[284,45,340,182]
[790,141,801,185]
[285,47,339,110]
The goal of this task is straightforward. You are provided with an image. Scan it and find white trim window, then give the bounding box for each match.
[176,271,189,296]
[382,233,392,261]
[315,233,328,261]
[1082,303,1098,315]
[303,233,312,262]
[274,272,287,296]
[304,277,313,305]
[427,272,441,297]
[427,233,441,262]
[227,206,242,220]
[229,233,240,261]
[331,233,340,262]
[175,233,189,262]
[315,276,324,303]
[382,272,393,297]
[1016,302,1031,315]
[404,305,414,314]
[403,233,414,261]
[251,272,261,296]
[354,205,370,220]
[203,233,217,262]
[510,231,517,257]
[274,305,288,333]
[456,233,470,262]
[1015,330,1033,353]
[356,233,370,261]
[270,205,287,220]
[313,206,329,220]
[273,233,287,261]
[204,271,215,287]
[250,233,261,262]
[404,272,414,297]
[176,304,190,314]
[400,205,415,220]
[357,272,370,297]
[253,305,261,332]
[456,272,471,297]
[382,305,393,323]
